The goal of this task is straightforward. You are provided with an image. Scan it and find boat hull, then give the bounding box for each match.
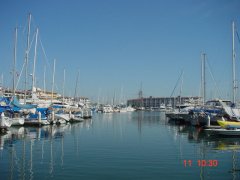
[205,128,240,136]
[11,118,25,126]
[24,119,50,126]
[0,117,12,128]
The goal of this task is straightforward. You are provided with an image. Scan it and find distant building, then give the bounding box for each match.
[127,96,202,108]
[1,87,61,100]
[0,86,91,106]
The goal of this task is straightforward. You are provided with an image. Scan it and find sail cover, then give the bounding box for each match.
[11,96,37,109]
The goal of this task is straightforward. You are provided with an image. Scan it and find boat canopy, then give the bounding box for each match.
[11,96,37,109]
[190,108,222,114]
[36,108,49,115]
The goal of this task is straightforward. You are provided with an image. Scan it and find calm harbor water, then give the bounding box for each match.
[1,111,240,180]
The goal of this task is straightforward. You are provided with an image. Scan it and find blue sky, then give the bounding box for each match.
[0,0,240,102]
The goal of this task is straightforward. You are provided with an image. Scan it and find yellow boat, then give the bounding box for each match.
[217,120,240,128]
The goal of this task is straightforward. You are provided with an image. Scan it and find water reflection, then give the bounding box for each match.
[131,111,166,124]
[167,116,240,150]
[0,120,93,180]
[168,117,240,179]
[1,112,240,179]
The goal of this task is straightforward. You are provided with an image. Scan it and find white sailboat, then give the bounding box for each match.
[0,112,12,128]
[159,103,166,111]
[126,106,136,112]
[204,21,240,133]
[2,27,25,126]
[4,110,24,126]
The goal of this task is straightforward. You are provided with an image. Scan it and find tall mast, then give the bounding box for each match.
[43,66,46,97]
[74,70,80,101]
[51,59,56,103]
[32,28,38,93]
[201,53,206,105]
[138,82,143,107]
[62,69,65,102]
[97,88,101,106]
[0,74,3,87]
[232,21,237,104]
[13,27,18,96]
[113,89,116,106]
[179,70,184,105]
[119,86,123,104]
[24,13,31,103]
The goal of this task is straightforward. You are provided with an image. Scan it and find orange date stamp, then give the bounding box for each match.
[183,160,218,167]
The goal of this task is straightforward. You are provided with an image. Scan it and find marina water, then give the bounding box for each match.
[1,111,240,179]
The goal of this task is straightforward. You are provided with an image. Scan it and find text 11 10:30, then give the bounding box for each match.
[183,160,218,167]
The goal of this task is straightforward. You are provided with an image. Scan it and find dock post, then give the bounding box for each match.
[207,115,210,127]
[52,111,55,123]
[0,112,4,127]
[38,111,42,124]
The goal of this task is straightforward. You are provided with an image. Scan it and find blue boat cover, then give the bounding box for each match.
[0,97,10,106]
[51,105,64,109]
[0,107,6,113]
[11,96,37,109]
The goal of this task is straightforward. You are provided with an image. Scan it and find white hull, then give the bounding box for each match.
[55,113,71,122]
[0,117,12,127]
[11,118,25,126]
[119,108,127,113]
[127,106,136,112]
[24,119,50,125]
[49,120,65,124]
[166,111,189,121]
[71,117,84,122]
[205,128,240,136]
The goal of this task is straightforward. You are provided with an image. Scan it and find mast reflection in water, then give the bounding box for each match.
[0,112,240,179]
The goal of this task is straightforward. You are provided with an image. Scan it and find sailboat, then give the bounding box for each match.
[204,21,240,135]
[1,28,27,126]
[165,70,195,123]
[215,21,240,127]
[4,109,24,126]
